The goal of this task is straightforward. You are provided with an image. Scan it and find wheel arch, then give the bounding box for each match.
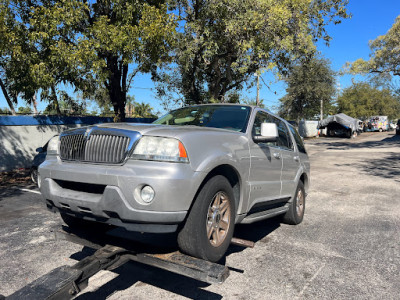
[191,164,242,217]
[299,172,309,193]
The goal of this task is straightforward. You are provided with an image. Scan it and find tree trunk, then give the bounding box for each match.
[51,86,62,115]
[0,78,16,115]
[106,56,126,122]
[32,92,38,115]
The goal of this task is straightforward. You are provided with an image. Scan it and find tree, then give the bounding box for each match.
[0,0,64,115]
[43,91,87,115]
[1,0,176,121]
[278,56,337,121]
[156,0,350,105]
[348,16,400,77]
[34,0,176,121]
[125,95,135,117]
[0,76,16,115]
[134,102,155,118]
[337,82,400,120]
[242,98,265,108]
[17,106,33,115]
[0,107,10,114]
[0,1,27,115]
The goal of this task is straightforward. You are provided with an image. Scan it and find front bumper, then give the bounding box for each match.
[39,157,204,233]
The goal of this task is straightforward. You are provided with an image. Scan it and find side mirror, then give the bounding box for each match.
[253,122,278,143]
[36,147,44,153]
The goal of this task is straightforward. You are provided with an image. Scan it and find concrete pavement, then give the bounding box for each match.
[0,131,399,299]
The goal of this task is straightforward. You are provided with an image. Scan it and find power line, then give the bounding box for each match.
[259,76,277,95]
[131,87,153,90]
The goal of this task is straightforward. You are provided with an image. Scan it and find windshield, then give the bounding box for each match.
[153,105,251,132]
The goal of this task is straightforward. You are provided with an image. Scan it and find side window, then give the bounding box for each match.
[252,111,276,147]
[252,111,292,150]
[276,120,292,150]
[289,125,307,154]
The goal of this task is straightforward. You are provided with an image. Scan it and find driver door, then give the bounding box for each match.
[247,111,283,212]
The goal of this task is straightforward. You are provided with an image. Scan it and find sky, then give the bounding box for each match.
[1,0,400,115]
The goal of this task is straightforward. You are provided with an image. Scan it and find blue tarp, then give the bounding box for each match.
[0,115,156,126]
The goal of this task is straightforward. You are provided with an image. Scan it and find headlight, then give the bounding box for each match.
[131,136,189,163]
[47,135,60,155]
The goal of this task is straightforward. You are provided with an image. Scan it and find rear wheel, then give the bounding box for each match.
[177,175,235,262]
[282,181,305,225]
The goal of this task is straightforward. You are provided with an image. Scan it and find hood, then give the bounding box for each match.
[95,122,244,139]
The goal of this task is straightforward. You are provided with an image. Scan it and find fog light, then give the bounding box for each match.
[141,185,155,203]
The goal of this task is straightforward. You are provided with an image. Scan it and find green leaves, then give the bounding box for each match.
[337,82,400,120]
[347,16,400,77]
[0,0,176,120]
[160,0,350,104]
[1,0,350,118]
[279,56,337,121]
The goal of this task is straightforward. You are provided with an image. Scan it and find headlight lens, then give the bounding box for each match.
[47,135,60,155]
[131,136,189,163]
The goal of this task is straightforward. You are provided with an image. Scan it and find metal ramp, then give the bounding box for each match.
[4,226,253,299]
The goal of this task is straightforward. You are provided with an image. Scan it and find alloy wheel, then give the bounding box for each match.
[206,191,231,247]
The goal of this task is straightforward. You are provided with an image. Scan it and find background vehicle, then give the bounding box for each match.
[39,105,310,262]
[318,113,359,138]
[30,141,49,185]
[388,121,396,131]
[367,116,388,132]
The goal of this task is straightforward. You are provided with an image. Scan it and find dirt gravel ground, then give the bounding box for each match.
[0,131,399,299]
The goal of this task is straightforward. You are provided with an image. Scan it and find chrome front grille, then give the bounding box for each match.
[59,128,140,164]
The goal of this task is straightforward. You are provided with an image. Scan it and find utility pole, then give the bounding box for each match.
[320,99,323,121]
[256,74,260,107]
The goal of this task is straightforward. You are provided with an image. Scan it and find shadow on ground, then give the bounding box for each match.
[0,186,33,200]
[335,152,400,182]
[75,262,220,300]
[66,217,281,299]
[312,133,400,151]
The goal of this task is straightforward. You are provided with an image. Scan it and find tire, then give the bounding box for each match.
[177,175,235,262]
[379,128,383,132]
[30,168,38,185]
[282,181,305,225]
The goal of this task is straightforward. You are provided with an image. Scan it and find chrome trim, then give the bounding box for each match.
[59,126,141,164]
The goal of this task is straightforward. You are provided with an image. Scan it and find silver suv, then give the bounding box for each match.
[39,104,310,262]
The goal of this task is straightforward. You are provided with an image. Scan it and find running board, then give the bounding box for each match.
[240,206,289,224]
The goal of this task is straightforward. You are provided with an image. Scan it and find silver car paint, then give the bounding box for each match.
[39,105,310,233]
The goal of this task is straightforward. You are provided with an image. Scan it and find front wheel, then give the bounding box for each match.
[177,175,235,262]
[282,181,306,225]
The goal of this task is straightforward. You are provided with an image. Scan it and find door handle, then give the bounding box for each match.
[273,152,281,159]
[293,156,300,162]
